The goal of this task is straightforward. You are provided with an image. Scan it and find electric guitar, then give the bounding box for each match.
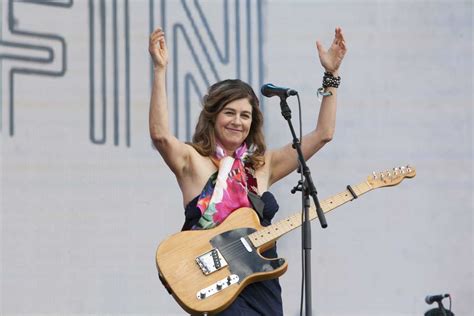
[156,166,416,315]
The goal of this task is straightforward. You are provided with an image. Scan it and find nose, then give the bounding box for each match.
[231,115,243,126]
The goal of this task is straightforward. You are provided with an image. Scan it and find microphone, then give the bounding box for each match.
[425,294,450,304]
[261,83,297,98]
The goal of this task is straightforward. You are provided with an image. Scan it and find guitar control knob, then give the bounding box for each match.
[216,283,222,290]
[200,291,206,299]
[227,276,231,285]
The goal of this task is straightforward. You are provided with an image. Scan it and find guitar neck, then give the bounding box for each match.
[248,181,373,248]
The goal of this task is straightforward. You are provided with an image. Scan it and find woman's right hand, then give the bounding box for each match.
[149,27,169,70]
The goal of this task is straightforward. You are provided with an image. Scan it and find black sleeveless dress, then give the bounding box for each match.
[182,191,284,316]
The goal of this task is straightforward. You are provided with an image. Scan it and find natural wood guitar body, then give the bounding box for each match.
[156,207,287,315]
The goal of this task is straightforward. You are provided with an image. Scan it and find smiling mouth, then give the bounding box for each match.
[226,128,242,132]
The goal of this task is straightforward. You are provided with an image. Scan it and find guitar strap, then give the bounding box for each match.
[227,160,265,220]
[247,191,264,220]
[245,164,264,220]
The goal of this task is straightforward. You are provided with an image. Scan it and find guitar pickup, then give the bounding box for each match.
[196,248,228,275]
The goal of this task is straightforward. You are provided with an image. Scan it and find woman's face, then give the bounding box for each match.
[214,98,253,154]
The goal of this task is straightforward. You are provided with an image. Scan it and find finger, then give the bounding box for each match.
[338,29,346,43]
[153,27,163,34]
[151,33,166,48]
[332,31,341,45]
[151,31,165,42]
[156,34,165,41]
[159,37,167,50]
[338,30,346,49]
[151,35,162,45]
[316,40,325,56]
[338,31,345,42]
[340,41,346,51]
[151,31,165,41]
[162,35,168,48]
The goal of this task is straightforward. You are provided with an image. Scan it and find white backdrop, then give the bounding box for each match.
[1,0,472,315]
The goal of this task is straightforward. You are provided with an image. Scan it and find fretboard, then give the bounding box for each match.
[248,181,373,248]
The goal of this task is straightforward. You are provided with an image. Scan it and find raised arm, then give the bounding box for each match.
[149,28,191,176]
[268,27,347,186]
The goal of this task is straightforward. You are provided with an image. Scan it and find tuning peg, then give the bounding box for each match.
[372,172,377,179]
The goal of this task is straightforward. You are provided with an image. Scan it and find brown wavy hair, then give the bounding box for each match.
[190,79,266,168]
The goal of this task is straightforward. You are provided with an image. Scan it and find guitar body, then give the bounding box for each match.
[156,207,288,315]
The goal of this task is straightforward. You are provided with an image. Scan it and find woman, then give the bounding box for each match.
[149,27,346,315]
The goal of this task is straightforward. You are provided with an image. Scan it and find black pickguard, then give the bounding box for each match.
[210,228,285,282]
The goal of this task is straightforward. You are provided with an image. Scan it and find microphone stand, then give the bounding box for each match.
[278,95,327,316]
[436,301,448,316]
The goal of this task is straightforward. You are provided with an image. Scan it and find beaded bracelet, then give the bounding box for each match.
[322,71,341,88]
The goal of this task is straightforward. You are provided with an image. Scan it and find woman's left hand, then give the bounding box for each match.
[316,27,347,74]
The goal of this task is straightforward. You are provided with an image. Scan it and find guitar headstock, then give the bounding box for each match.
[367,165,416,189]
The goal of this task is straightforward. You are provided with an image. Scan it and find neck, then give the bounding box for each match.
[225,149,236,156]
[217,142,243,158]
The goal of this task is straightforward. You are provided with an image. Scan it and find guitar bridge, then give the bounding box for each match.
[196,248,228,275]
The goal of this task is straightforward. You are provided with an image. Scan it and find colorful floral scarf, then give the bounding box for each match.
[194,143,257,230]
